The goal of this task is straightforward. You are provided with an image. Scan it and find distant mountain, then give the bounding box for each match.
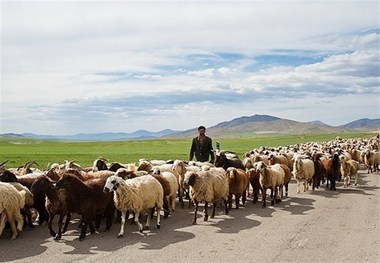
[339,118,380,130]
[2,115,379,141]
[13,129,182,141]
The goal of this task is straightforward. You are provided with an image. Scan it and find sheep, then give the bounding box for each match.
[361,150,374,174]
[311,152,326,190]
[151,167,179,213]
[322,153,340,191]
[225,167,249,209]
[268,153,289,167]
[247,168,262,204]
[214,150,245,170]
[255,162,285,208]
[55,173,115,241]
[339,156,360,187]
[279,164,292,197]
[30,176,71,240]
[103,175,163,238]
[0,182,26,240]
[92,157,109,171]
[8,182,35,228]
[292,158,315,194]
[183,168,229,224]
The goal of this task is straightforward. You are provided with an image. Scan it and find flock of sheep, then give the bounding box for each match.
[0,134,379,241]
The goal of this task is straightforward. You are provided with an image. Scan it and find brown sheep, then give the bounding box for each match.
[225,167,249,209]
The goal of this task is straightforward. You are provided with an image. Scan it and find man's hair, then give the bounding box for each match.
[198,125,206,131]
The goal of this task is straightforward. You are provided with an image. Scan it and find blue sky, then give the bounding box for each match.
[1,1,379,135]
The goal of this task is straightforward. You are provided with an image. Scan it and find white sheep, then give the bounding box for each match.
[103,175,163,238]
[255,161,285,208]
[183,168,229,224]
[292,158,315,194]
[151,167,179,212]
[0,182,26,240]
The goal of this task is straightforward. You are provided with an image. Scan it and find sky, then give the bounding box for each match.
[1,0,379,135]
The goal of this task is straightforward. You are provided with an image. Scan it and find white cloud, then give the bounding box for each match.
[1,1,379,134]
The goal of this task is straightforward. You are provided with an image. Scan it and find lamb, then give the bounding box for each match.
[183,168,229,224]
[339,156,360,187]
[255,162,285,208]
[225,167,249,209]
[292,157,315,193]
[0,182,26,240]
[103,175,163,238]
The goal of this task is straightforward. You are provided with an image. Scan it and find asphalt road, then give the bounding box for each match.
[1,169,379,263]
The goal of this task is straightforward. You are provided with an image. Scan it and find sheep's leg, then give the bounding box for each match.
[9,217,19,240]
[297,181,300,194]
[285,183,289,197]
[223,198,229,215]
[163,197,170,219]
[0,213,6,237]
[171,196,176,212]
[354,173,359,186]
[347,174,351,186]
[144,208,152,230]
[62,213,71,233]
[235,194,240,209]
[192,201,199,224]
[156,206,161,229]
[79,218,89,241]
[178,186,184,209]
[134,211,143,233]
[204,202,209,221]
[228,193,233,209]
[54,213,65,240]
[118,210,127,238]
[210,202,216,218]
[22,208,34,228]
[48,212,57,238]
[271,188,276,206]
[14,210,24,234]
[262,187,267,208]
[242,190,247,205]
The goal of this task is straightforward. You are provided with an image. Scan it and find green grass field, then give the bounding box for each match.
[0,132,374,169]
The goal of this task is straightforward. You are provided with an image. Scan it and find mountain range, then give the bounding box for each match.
[1,115,379,141]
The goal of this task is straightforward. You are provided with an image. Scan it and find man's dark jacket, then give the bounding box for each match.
[189,136,215,162]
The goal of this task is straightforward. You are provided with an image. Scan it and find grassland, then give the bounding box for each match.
[0,132,375,169]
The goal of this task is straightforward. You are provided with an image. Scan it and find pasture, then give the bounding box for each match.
[0,132,374,168]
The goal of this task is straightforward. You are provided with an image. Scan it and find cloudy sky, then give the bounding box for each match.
[1,1,379,135]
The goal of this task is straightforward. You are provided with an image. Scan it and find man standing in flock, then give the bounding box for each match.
[189,125,215,163]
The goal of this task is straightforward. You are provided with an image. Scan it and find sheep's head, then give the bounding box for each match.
[104,175,122,193]
[226,167,237,182]
[184,171,197,188]
[247,168,259,181]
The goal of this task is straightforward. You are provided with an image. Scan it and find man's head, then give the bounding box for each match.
[197,125,206,136]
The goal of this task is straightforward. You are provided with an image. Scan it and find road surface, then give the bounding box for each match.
[1,169,379,263]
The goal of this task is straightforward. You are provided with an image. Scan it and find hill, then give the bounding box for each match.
[165,114,380,139]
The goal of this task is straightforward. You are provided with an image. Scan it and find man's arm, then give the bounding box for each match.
[209,138,215,163]
[189,138,196,161]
